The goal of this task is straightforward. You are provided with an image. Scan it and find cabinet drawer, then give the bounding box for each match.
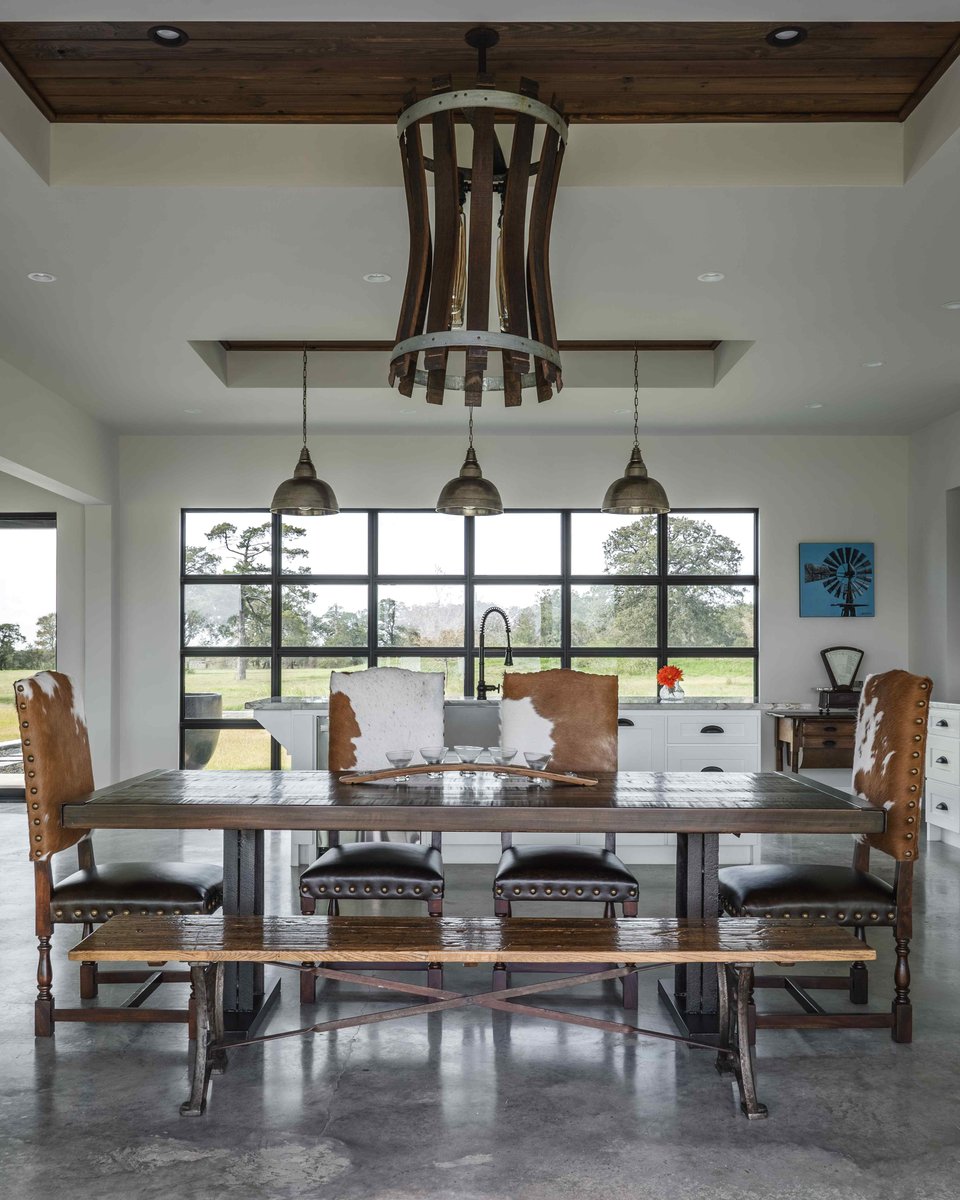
[666,747,760,773]
[617,715,666,771]
[666,714,759,746]
[926,783,960,833]
[803,733,855,751]
[929,708,960,739]
[927,736,960,785]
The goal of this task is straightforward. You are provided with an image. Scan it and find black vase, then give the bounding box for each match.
[183,692,223,769]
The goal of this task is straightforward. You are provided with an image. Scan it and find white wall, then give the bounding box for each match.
[115,431,909,778]
[0,472,111,781]
[909,408,960,700]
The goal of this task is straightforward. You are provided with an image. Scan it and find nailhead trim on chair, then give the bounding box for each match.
[721,897,894,922]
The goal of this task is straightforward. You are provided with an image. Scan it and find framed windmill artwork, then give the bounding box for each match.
[799,542,875,617]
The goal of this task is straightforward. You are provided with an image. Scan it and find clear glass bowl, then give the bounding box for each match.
[419,746,446,765]
[491,746,518,766]
[523,751,551,772]
[385,749,413,782]
[453,745,482,764]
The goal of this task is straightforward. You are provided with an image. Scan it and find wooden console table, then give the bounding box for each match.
[768,710,857,773]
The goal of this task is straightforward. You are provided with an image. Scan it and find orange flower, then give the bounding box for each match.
[657,665,684,688]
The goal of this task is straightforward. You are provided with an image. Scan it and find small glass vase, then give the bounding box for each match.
[659,684,685,702]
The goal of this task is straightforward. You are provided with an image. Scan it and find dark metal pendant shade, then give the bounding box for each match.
[436,445,503,517]
[601,445,670,515]
[602,343,670,515]
[270,347,339,516]
[270,446,339,516]
[390,28,568,407]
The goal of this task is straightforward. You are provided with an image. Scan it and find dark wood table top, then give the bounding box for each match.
[63,769,884,836]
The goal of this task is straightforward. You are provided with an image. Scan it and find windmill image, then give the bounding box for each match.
[803,545,874,617]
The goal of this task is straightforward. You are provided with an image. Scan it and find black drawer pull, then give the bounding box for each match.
[618,717,635,727]
[937,719,949,727]
[936,802,949,811]
[937,756,949,764]
[700,724,725,734]
[700,766,724,772]
[822,739,837,748]
[823,725,838,732]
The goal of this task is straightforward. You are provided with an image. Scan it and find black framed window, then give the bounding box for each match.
[180,508,758,767]
[1,513,57,799]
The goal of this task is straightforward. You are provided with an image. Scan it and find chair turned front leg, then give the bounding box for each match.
[35,934,54,1038]
[494,898,512,917]
[427,898,443,917]
[622,900,639,918]
[892,936,912,1043]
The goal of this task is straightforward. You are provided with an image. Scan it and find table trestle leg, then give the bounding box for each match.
[731,965,767,1120]
[181,963,216,1116]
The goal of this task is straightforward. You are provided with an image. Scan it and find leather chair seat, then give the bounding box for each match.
[718,864,896,924]
[300,842,444,900]
[494,845,639,901]
[51,861,224,923]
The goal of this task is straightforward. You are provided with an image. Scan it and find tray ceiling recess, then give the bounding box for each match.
[1,22,959,124]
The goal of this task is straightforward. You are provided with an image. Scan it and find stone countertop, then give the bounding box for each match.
[245,697,761,712]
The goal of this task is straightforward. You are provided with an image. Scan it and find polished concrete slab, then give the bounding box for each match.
[0,788,957,1200]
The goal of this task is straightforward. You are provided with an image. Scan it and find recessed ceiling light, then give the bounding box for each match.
[697,272,725,283]
[27,272,56,283]
[766,26,807,46]
[362,273,392,284]
[941,301,960,310]
[861,361,885,368]
[806,403,824,409]
[149,26,189,47]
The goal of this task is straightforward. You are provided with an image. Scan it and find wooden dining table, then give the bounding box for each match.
[62,769,883,1041]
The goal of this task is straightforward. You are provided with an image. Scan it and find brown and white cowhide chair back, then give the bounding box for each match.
[15,671,223,1037]
[327,666,445,844]
[718,668,932,1043]
[500,668,619,773]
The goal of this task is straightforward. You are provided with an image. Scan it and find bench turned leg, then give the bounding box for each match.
[181,964,214,1117]
[732,965,767,1120]
[492,963,509,991]
[621,966,638,1011]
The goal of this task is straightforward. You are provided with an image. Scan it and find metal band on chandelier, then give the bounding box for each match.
[389,27,568,407]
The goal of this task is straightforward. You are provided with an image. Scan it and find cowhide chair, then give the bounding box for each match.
[15,671,223,1037]
[492,668,640,1006]
[299,667,447,1001]
[719,669,931,1043]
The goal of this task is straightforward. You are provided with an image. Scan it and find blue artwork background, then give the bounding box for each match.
[799,542,875,618]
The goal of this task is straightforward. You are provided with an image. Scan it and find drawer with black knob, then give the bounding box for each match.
[928,706,960,739]
[927,735,960,785]
[666,713,760,747]
[926,783,960,833]
[666,746,760,773]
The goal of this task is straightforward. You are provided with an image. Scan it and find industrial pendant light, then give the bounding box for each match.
[601,344,670,515]
[270,348,339,516]
[436,409,503,516]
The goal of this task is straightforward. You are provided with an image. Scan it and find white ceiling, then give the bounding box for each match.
[0,3,959,437]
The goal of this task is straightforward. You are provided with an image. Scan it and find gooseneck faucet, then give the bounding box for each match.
[476,606,514,700]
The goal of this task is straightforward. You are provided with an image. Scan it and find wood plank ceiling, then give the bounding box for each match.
[1,21,959,124]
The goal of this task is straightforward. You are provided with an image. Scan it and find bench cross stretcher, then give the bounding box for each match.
[71,914,875,1121]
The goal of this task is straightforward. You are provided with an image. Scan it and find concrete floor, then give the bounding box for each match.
[0,785,957,1200]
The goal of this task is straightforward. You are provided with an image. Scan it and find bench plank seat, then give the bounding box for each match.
[70,915,875,965]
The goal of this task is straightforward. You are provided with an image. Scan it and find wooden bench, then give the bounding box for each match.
[71,914,875,1121]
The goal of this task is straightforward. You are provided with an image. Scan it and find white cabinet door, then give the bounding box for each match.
[617,713,666,770]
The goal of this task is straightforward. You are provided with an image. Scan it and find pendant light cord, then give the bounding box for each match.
[302,346,309,447]
[632,342,640,448]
